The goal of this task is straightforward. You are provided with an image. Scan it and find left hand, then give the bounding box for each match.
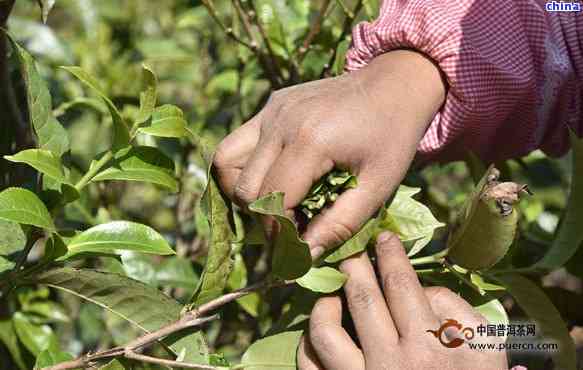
[297,232,508,370]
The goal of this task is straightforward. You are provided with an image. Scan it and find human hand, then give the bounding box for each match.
[214,50,446,257]
[297,232,508,370]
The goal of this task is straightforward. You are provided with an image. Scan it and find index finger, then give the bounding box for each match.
[213,117,261,201]
[375,232,440,338]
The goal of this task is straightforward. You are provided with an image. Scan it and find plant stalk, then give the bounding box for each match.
[74,151,113,191]
[42,280,288,370]
[409,248,449,266]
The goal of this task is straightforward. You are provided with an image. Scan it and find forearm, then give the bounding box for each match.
[346,49,447,176]
[354,50,446,137]
[346,0,583,163]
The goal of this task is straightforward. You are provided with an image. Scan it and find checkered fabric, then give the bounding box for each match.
[345,0,582,164]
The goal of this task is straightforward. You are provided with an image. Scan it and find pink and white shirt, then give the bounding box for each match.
[345,0,583,164]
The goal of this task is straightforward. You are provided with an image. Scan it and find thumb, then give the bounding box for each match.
[302,171,393,258]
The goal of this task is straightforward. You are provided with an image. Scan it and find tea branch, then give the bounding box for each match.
[231,0,284,87]
[201,0,283,87]
[321,0,364,78]
[443,260,483,295]
[74,151,114,191]
[200,0,256,51]
[42,280,290,370]
[410,249,449,266]
[0,229,45,299]
[298,0,332,61]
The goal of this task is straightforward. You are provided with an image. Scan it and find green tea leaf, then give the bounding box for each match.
[0,187,55,231]
[378,186,445,257]
[5,149,67,183]
[447,167,524,270]
[91,146,178,192]
[53,97,107,117]
[12,312,55,356]
[156,256,199,290]
[191,146,235,306]
[61,66,130,151]
[250,192,311,280]
[325,217,378,263]
[7,35,69,156]
[36,0,56,23]
[227,253,248,290]
[134,64,157,126]
[206,70,238,95]
[0,219,27,275]
[138,104,190,138]
[41,235,68,264]
[236,293,261,318]
[63,221,174,258]
[533,130,583,270]
[227,254,260,316]
[470,273,505,294]
[267,289,318,336]
[209,353,230,367]
[98,359,127,370]
[119,252,158,286]
[240,330,303,370]
[34,339,73,369]
[33,268,209,364]
[0,319,28,370]
[296,267,346,293]
[299,170,357,220]
[23,301,70,324]
[397,185,422,197]
[495,274,576,370]
[362,0,380,19]
[474,297,508,327]
[0,257,15,275]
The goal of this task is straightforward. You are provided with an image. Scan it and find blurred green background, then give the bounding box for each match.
[1,1,581,369]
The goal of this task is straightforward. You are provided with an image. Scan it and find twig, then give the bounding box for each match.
[298,0,332,61]
[410,249,449,266]
[320,0,364,78]
[334,0,354,18]
[231,0,259,50]
[443,260,482,295]
[0,230,45,299]
[201,0,256,51]
[231,0,282,87]
[124,351,219,369]
[13,229,44,272]
[74,151,113,191]
[124,315,219,352]
[42,281,287,370]
[415,267,445,275]
[245,0,286,84]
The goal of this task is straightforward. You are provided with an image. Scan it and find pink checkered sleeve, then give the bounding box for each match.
[345,0,583,163]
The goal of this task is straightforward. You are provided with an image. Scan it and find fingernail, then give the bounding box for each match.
[377,232,394,244]
[310,246,325,259]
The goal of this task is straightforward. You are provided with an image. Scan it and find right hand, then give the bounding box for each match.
[297,233,508,370]
[213,50,446,256]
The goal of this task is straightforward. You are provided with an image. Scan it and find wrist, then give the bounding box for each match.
[352,49,447,127]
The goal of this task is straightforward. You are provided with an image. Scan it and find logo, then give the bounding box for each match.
[545,1,581,12]
[427,320,558,352]
[426,319,475,348]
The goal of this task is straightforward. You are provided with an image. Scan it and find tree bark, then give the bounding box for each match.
[0,0,32,189]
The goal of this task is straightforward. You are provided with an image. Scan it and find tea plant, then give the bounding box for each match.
[1,1,582,370]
